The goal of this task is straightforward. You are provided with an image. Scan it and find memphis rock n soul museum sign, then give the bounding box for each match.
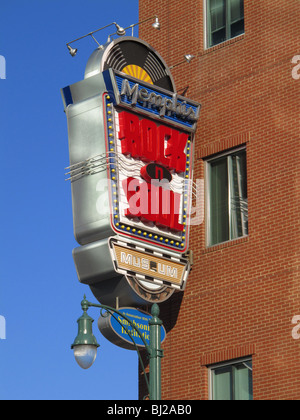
[61,36,201,312]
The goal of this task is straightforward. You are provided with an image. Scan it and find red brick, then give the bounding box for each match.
[138,0,300,400]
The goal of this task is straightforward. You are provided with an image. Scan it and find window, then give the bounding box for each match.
[209,358,253,400]
[206,0,245,48]
[206,147,248,247]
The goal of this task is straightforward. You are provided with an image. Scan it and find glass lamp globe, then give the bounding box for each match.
[73,344,98,370]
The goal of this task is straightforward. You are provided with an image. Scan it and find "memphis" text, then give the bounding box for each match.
[120,78,200,122]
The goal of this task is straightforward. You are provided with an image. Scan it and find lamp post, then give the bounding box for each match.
[71,295,164,400]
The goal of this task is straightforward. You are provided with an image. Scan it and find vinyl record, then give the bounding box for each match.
[103,39,175,92]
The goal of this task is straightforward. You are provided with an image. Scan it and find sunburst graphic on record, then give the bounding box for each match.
[121,64,153,85]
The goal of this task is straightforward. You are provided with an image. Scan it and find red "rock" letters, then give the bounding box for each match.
[118,110,188,173]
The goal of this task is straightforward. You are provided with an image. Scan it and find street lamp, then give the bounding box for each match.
[71,295,164,400]
[71,296,100,369]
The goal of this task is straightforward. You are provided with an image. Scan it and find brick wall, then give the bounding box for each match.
[139,0,300,400]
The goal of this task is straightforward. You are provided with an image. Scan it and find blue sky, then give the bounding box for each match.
[0,0,141,400]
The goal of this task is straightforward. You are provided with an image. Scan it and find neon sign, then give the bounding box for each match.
[103,70,201,253]
[62,37,202,305]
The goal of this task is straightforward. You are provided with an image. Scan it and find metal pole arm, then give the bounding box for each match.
[83,296,151,353]
[66,22,120,46]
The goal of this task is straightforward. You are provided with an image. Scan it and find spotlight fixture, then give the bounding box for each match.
[184,54,195,63]
[66,22,125,57]
[152,17,160,30]
[169,54,195,69]
[122,15,160,37]
[115,23,126,36]
[67,45,78,57]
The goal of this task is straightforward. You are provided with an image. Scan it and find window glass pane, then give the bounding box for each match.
[209,0,226,46]
[212,28,227,46]
[212,366,232,400]
[209,157,229,245]
[230,0,244,38]
[230,0,244,23]
[210,0,226,32]
[231,19,245,39]
[229,151,248,238]
[233,361,253,400]
[210,359,253,400]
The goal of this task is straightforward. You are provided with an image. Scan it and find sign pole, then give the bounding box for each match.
[149,304,163,400]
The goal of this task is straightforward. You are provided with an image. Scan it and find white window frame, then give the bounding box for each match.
[204,0,245,49]
[208,357,253,400]
[205,146,248,247]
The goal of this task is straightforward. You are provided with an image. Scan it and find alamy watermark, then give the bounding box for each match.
[95,178,204,226]
[291,56,300,339]
[0,315,6,339]
[0,55,7,336]
[292,315,300,340]
[292,55,300,80]
[0,55,6,79]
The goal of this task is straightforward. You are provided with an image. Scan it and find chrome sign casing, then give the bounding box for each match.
[61,37,201,306]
